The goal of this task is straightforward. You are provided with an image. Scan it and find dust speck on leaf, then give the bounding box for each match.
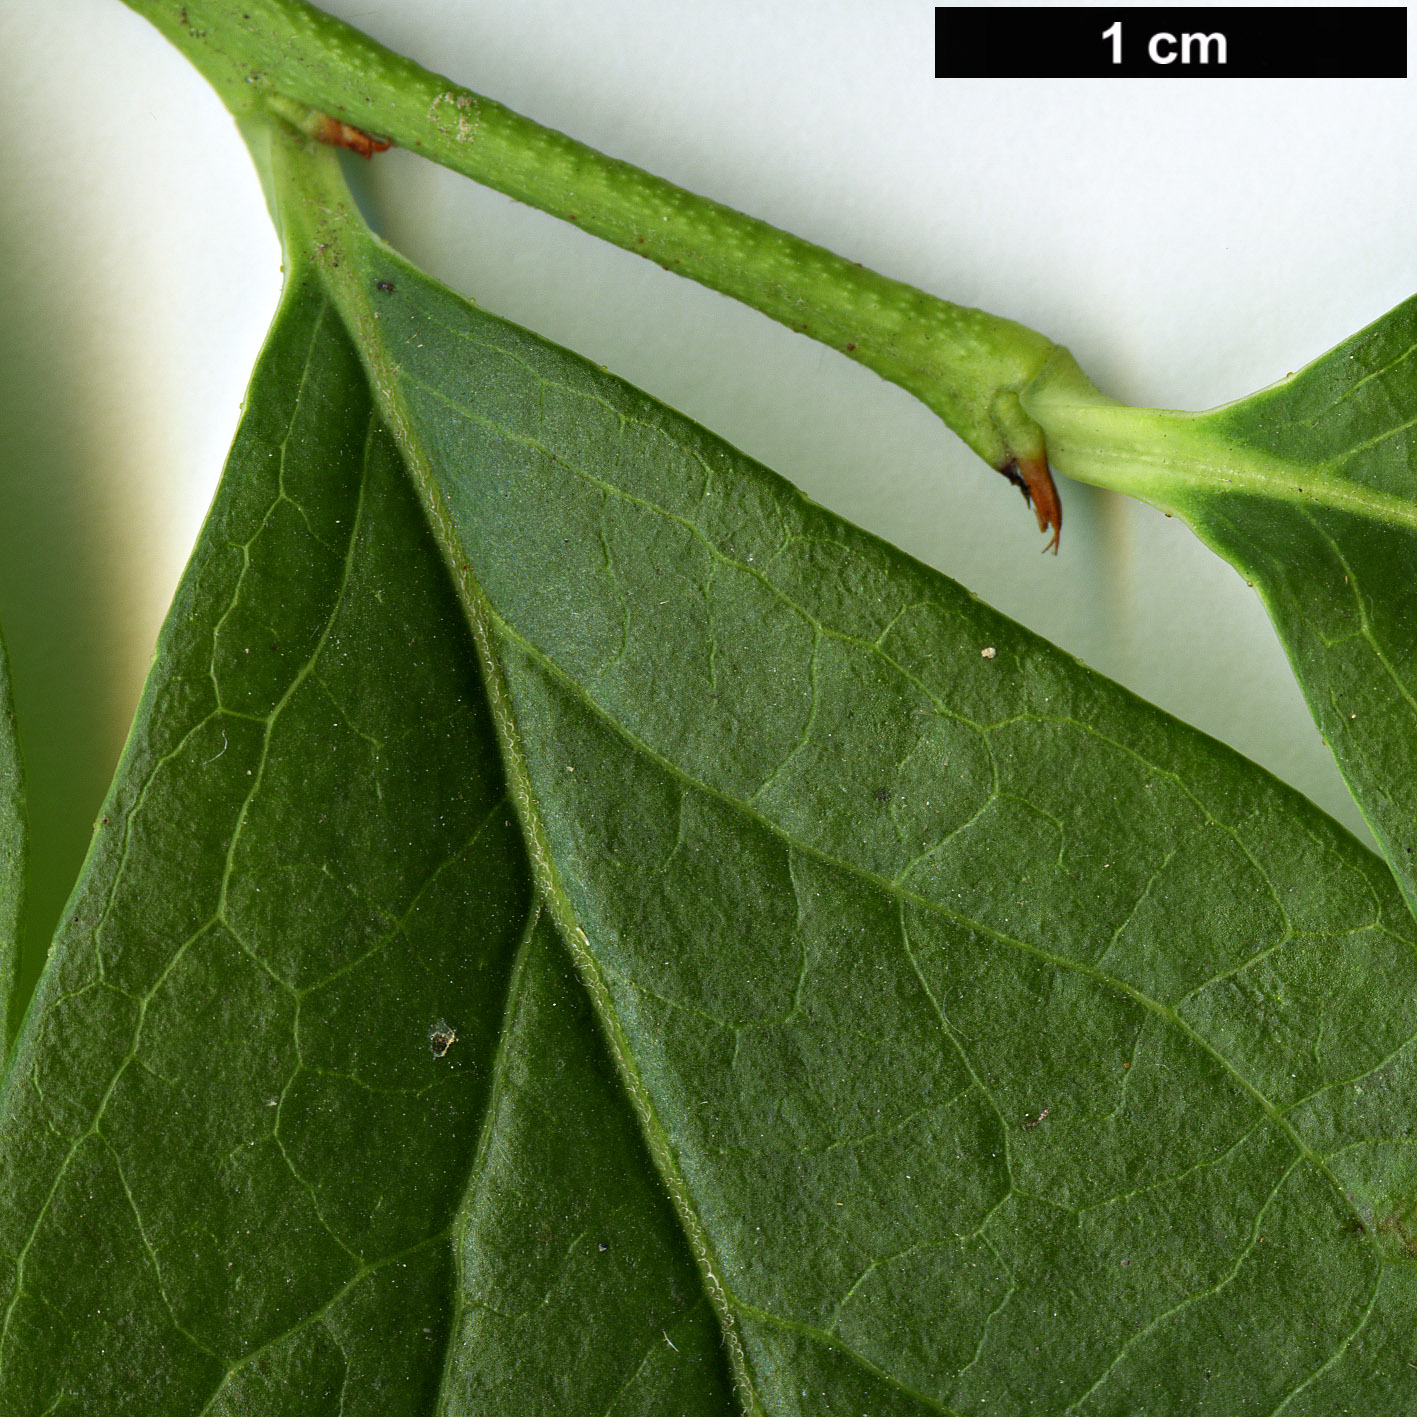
[981,646,997,659]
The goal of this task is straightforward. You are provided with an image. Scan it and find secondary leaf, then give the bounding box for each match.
[0,629,24,1060]
[1028,302,1417,915]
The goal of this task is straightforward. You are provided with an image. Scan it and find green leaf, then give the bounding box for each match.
[0,263,726,1413]
[0,628,24,1060]
[1027,299,1417,914]
[303,128,1417,1409]
[9,119,1417,1414]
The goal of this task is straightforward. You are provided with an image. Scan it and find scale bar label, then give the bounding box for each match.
[935,8,1408,78]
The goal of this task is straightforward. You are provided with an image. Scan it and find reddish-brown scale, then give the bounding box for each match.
[999,455,1062,553]
[313,115,392,159]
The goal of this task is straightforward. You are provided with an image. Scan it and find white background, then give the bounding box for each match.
[1,0,1413,941]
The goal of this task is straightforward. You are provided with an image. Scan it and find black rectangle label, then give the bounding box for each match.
[935,7,1407,78]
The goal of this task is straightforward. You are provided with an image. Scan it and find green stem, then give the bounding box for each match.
[1018,363,1417,534]
[122,0,1086,540]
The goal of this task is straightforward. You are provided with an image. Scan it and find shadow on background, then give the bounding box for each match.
[0,187,141,1039]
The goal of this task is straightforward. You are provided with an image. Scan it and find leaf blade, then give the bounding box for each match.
[0,233,744,1413]
[1190,303,1417,910]
[0,270,515,1409]
[440,905,738,1414]
[340,223,1417,1409]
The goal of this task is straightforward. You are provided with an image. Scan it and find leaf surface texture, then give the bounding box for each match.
[0,271,727,1415]
[373,239,1417,1416]
[3,131,1417,1414]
